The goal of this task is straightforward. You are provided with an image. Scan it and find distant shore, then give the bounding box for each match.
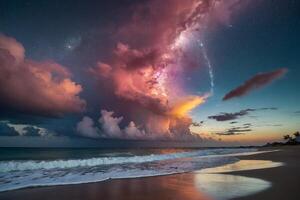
[0,146,299,200]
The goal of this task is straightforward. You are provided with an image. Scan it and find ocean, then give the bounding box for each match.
[0,147,257,192]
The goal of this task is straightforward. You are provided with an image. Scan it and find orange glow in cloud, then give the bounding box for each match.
[86,0,249,140]
[169,96,205,118]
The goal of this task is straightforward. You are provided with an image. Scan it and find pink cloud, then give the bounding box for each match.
[0,34,86,116]
[223,68,288,101]
[85,0,249,140]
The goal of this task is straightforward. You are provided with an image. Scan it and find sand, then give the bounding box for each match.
[0,146,299,200]
[229,146,300,200]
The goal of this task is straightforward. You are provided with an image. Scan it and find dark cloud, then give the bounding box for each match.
[260,107,278,111]
[216,123,252,135]
[0,122,19,136]
[23,126,41,136]
[208,107,277,121]
[216,126,252,136]
[208,109,253,121]
[223,68,287,101]
[192,121,204,127]
[0,120,56,137]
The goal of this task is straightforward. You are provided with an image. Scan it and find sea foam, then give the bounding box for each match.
[0,148,257,192]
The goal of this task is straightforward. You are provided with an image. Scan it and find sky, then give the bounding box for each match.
[0,0,299,147]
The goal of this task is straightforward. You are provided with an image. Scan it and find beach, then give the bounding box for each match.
[230,146,300,200]
[0,146,299,200]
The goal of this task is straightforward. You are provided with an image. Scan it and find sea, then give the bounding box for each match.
[0,147,258,192]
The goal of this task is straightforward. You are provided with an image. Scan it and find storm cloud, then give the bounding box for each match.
[85,0,247,140]
[0,1,251,141]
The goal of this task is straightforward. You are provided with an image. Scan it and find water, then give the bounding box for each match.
[195,173,271,200]
[0,147,258,192]
[195,159,284,200]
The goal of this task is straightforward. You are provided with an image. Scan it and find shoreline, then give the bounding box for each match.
[227,146,300,200]
[0,148,259,193]
[0,146,299,200]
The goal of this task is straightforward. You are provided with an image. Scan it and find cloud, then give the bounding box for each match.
[0,121,19,136]
[82,0,249,140]
[99,110,124,138]
[209,0,246,26]
[77,110,147,139]
[76,116,101,139]
[208,109,252,121]
[2,121,55,137]
[216,127,252,136]
[208,107,277,121]
[87,0,219,139]
[124,121,146,139]
[23,126,41,136]
[0,34,86,116]
[89,62,112,78]
[260,107,278,111]
[223,68,288,101]
[216,123,253,136]
[76,110,204,140]
[192,121,204,127]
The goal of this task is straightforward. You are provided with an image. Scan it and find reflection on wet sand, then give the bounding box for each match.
[195,173,270,200]
[0,159,283,200]
[197,160,284,174]
[0,173,210,200]
[194,160,283,200]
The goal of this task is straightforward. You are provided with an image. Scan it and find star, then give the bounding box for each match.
[64,35,82,51]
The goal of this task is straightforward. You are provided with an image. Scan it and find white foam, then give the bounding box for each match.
[0,148,256,172]
[0,148,260,192]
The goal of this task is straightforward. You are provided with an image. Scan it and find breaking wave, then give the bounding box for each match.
[0,148,258,192]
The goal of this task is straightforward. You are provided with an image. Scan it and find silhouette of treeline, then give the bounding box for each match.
[265,131,300,147]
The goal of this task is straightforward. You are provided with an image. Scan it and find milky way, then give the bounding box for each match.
[75,0,247,140]
[0,0,248,140]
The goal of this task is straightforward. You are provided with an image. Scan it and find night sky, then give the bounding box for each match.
[0,0,299,147]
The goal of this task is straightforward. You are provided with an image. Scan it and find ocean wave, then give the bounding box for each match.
[0,156,238,192]
[0,148,255,172]
[0,148,260,192]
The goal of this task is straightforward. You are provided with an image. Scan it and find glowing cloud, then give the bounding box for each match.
[0,34,86,116]
[169,96,206,118]
[86,0,248,139]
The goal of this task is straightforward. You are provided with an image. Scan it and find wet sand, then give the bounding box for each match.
[0,146,299,200]
[0,172,210,200]
[229,146,300,200]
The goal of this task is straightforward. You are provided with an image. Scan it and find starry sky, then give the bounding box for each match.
[0,0,299,147]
